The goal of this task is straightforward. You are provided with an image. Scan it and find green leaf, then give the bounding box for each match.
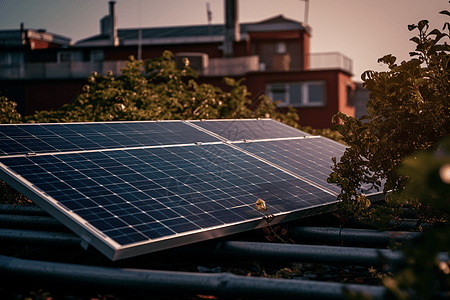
[443,22,450,32]
[440,10,450,17]
[418,20,429,32]
[410,36,420,44]
[408,24,417,31]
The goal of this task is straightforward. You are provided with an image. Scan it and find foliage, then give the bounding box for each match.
[384,137,450,299]
[328,10,450,224]
[327,5,450,299]
[0,180,33,205]
[0,94,21,124]
[24,50,299,128]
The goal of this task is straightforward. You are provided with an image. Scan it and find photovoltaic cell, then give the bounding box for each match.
[1,144,335,247]
[0,119,383,260]
[190,119,310,141]
[235,137,344,194]
[236,137,380,196]
[0,121,219,156]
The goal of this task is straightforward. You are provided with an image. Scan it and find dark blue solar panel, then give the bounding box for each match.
[0,121,220,156]
[0,143,336,248]
[0,119,373,261]
[190,119,310,141]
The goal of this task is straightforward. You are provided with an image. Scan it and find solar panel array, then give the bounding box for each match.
[0,119,382,260]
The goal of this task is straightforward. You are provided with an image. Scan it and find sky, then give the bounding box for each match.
[1,0,450,81]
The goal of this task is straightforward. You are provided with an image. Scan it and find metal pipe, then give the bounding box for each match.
[0,255,387,300]
[0,204,47,216]
[346,219,436,231]
[0,229,81,246]
[0,214,65,229]
[0,228,403,266]
[289,226,421,246]
[178,241,404,267]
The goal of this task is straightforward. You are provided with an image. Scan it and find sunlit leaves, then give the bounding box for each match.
[0,95,21,124]
[328,8,450,298]
[329,9,450,221]
[19,50,298,128]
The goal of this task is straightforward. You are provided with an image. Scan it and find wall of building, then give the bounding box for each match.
[29,39,64,50]
[337,72,355,120]
[1,67,353,129]
[354,82,370,119]
[103,43,225,61]
[249,30,305,71]
[219,69,353,129]
[0,79,85,116]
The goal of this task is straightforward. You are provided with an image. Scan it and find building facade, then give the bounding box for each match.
[0,0,355,129]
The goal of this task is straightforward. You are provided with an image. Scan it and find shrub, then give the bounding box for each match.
[24,51,299,127]
[328,12,450,222]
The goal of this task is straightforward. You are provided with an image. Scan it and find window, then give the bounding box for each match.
[346,83,355,106]
[0,52,24,65]
[266,81,326,107]
[276,42,287,54]
[58,51,83,63]
[91,50,104,62]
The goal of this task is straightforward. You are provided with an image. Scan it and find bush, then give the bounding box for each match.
[328,13,450,222]
[327,6,450,299]
[24,51,299,127]
[0,94,21,124]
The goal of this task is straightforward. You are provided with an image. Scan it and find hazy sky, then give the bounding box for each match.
[1,0,449,81]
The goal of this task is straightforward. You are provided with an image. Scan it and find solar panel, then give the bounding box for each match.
[0,119,383,260]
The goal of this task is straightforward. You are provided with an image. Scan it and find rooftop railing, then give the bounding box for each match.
[0,52,353,80]
[0,61,127,80]
[308,52,353,74]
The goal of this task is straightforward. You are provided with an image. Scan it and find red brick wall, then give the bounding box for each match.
[198,69,353,129]
[0,80,85,116]
[237,70,353,129]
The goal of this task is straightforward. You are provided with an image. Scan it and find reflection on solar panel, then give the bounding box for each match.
[0,119,383,260]
[0,121,219,156]
[191,119,310,141]
[234,137,344,194]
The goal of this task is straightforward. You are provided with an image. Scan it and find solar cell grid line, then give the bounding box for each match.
[0,121,221,156]
[233,136,384,198]
[233,137,344,195]
[0,141,339,260]
[187,118,310,142]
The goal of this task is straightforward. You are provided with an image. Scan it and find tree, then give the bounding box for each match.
[327,7,450,299]
[25,51,299,127]
[328,12,450,223]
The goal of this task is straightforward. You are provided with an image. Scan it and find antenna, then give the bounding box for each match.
[138,0,142,60]
[207,2,213,36]
[300,0,309,25]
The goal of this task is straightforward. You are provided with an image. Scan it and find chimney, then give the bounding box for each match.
[20,22,28,46]
[223,0,239,58]
[100,1,118,46]
[109,1,118,46]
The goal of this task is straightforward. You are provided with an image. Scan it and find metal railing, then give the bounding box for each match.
[308,52,353,74]
[0,61,128,79]
[0,52,353,80]
[203,55,260,76]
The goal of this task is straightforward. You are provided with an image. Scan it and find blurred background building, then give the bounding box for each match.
[0,0,367,128]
